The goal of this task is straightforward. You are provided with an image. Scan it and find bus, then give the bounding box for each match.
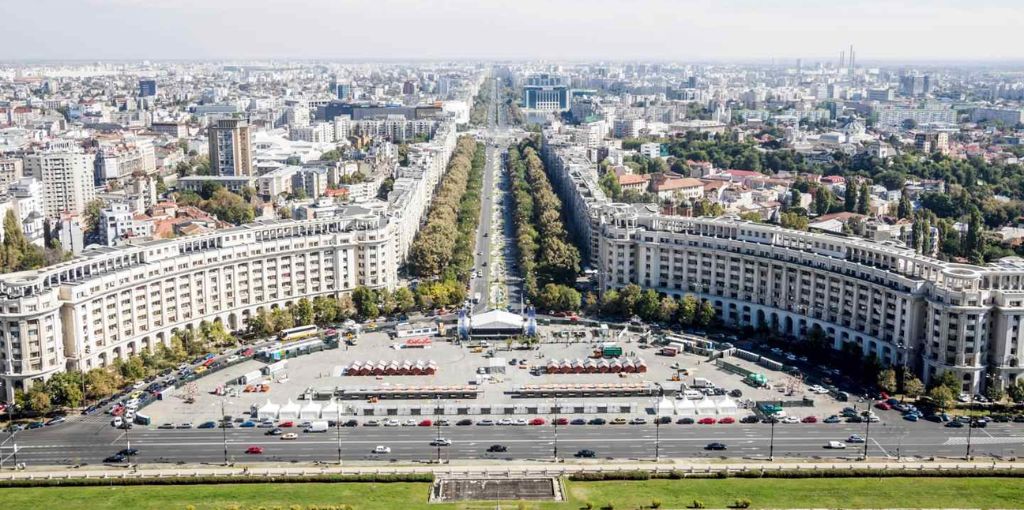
[278,324,319,342]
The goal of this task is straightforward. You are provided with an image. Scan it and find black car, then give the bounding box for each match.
[27,421,45,429]
[486,444,508,453]
[343,419,359,427]
[729,389,743,398]
[570,418,587,425]
[1014,415,1024,423]
[991,415,1011,423]
[103,453,127,463]
[677,417,695,424]
[740,415,759,424]
[575,449,596,458]
[588,418,606,425]
[456,419,473,426]
[118,448,139,457]
[846,416,864,423]
[656,416,672,425]
[266,427,283,436]
[945,420,965,428]
[705,442,727,451]
[970,419,988,428]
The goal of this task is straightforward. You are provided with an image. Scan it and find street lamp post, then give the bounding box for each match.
[336,407,342,465]
[768,416,776,461]
[965,394,975,460]
[552,399,559,462]
[862,398,874,461]
[434,396,442,464]
[220,399,229,466]
[125,420,133,468]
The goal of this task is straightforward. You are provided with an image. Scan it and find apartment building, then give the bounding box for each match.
[23,148,98,218]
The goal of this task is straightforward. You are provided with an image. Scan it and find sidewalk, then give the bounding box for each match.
[2,458,1022,482]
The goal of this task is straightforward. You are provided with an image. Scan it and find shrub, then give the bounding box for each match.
[690,500,706,509]
[732,498,751,509]
[585,503,594,510]
[651,499,662,508]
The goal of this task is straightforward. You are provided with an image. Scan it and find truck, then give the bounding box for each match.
[473,292,482,304]
[600,343,623,358]
[236,370,262,386]
[133,413,151,426]
[660,346,679,357]
[692,377,714,389]
[304,420,329,433]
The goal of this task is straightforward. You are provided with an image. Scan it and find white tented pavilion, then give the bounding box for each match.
[300,401,322,420]
[278,400,300,420]
[696,398,718,415]
[655,397,675,417]
[715,396,739,415]
[675,397,697,416]
[256,400,280,420]
[321,399,341,418]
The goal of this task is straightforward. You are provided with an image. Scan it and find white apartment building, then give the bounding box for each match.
[541,126,1024,395]
[23,148,98,218]
[98,202,154,246]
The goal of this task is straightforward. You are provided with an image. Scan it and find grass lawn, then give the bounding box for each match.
[2,477,1024,509]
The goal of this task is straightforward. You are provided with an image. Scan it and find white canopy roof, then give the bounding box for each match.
[656,397,675,415]
[469,309,525,330]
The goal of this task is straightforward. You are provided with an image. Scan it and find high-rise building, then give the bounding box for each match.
[23,149,97,218]
[207,117,253,176]
[138,79,157,97]
[332,81,353,100]
[0,158,24,195]
[523,74,569,111]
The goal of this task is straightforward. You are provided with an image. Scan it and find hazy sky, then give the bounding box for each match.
[2,0,1022,62]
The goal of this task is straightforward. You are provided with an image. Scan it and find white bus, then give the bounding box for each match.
[278,324,319,342]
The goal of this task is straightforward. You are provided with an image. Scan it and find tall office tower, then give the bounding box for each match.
[332,80,352,100]
[138,79,157,97]
[839,50,845,70]
[207,117,253,176]
[523,74,570,111]
[23,149,97,218]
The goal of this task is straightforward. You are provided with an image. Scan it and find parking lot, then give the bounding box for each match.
[138,323,856,427]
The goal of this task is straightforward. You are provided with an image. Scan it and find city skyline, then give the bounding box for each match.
[2,0,1023,62]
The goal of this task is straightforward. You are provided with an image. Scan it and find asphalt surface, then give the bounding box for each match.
[6,413,1024,467]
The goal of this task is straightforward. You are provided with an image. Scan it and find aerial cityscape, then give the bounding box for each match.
[2,1,1024,509]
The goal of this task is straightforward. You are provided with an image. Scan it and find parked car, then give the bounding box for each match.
[677,417,695,425]
[456,419,473,426]
[570,418,587,425]
[529,418,546,426]
[698,417,716,425]
[705,442,727,451]
[628,417,647,425]
[588,418,606,425]
[740,415,759,424]
[801,416,818,423]
[946,420,965,428]
[718,416,736,424]
[477,419,495,426]
[418,419,433,427]
[198,421,217,429]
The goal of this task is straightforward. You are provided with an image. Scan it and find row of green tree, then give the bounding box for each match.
[593,284,716,327]
[507,139,582,312]
[408,136,481,280]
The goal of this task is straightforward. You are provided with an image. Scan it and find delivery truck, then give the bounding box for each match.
[304,420,329,433]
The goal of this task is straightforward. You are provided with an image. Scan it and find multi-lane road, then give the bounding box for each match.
[6,415,1024,467]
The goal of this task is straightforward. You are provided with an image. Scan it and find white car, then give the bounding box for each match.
[429,438,452,446]
[383,419,400,427]
[111,417,123,428]
[497,418,513,426]
[847,434,866,443]
[402,419,417,426]
[780,416,799,424]
[372,445,391,454]
[826,441,847,449]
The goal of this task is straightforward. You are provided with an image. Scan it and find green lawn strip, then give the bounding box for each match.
[3,477,1024,509]
[564,477,1024,509]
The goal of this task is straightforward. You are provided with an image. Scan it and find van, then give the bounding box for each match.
[683,390,703,400]
[304,420,329,433]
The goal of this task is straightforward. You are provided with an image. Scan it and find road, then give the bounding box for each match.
[6,415,1024,467]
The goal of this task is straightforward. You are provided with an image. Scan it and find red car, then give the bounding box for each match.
[529,418,546,426]
[279,421,294,428]
[698,417,717,425]
[245,446,263,454]
[875,402,891,410]
[802,416,818,423]
[553,418,569,425]
[718,416,735,424]
[418,419,433,427]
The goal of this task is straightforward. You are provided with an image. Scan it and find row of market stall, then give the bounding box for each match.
[544,358,648,374]
[653,396,740,416]
[342,360,438,376]
[254,399,346,421]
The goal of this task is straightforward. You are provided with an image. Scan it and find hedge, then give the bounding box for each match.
[569,468,1024,481]
[0,472,433,489]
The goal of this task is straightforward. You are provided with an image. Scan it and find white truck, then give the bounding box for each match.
[304,420,329,433]
[692,377,715,389]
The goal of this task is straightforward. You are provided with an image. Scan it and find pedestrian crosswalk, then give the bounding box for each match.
[944,436,1024,445]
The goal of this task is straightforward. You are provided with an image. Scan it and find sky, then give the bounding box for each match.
[1,0,1022,62]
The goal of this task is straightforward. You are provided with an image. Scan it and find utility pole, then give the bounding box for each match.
[220,399,229,465]
[125,420,132,468]
[862,398,873,461]
[435,396,442,464]
[336,407,342,465]
[965,395,975,460]
[552,399,559,462]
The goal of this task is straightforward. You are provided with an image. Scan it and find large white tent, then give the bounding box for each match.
[321,399,341,418]
[696,398,718,415]
[257,400,280,420]
[300,401,322,420]
[656,397,675,416]
[278,399,300,420]
[714,396,739,415]
[675,397,697,416]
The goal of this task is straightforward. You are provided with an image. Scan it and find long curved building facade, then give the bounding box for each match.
[0,209,397,400]
[541,127,1024,395]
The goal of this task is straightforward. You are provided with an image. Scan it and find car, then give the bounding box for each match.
[991,415,1011,423]
[364,420,381,427]
[629,417,647,425]
[512,419,528,426]
[176,422,193,429]
[698,417,716,425]
[477,419,495,426]
[257,421,275,428]
[111,417,124,428]
[717,416,736,424]
[588,418,606,425]
[266,427,284,436]
[529,418,546,426]
[780,416,799,424]
[429,438,452,446]
[826,441,847,449]
[801,416,818,424]
[847,434,865,443]
[45,416,66,426]
[158,423,175,430]
[846,415,864,423]
[903,413,919,422]
[281,433,299,440]
[240,421,256,428]
[220,422,235,429]
[372,445,391,454]
[1014,415,1024,423]
[456,419,473,426]
[103,453,127,463]
[946,420,965,428]
[402,419,417,427]
[198,421,217,429]
[496,418,513,426]
[610,417,628,425]
[418,419,433,427]
[245,446,264,455]
[575,449,596,458]
[383,419,401,427]
[823,415,841,424]
[27,421,45,429]
[553,417,569,425]
[486,444,508,453]
[677,417,695,425]
[279,421,294,428]
[570,418,587,425]
[705,442,727,451]
[740,415,759,424]
[118,448,139,457]
[875,402,892,410]
[970,419,988,428]
[343,419,359,427]
[656,416,672,424]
